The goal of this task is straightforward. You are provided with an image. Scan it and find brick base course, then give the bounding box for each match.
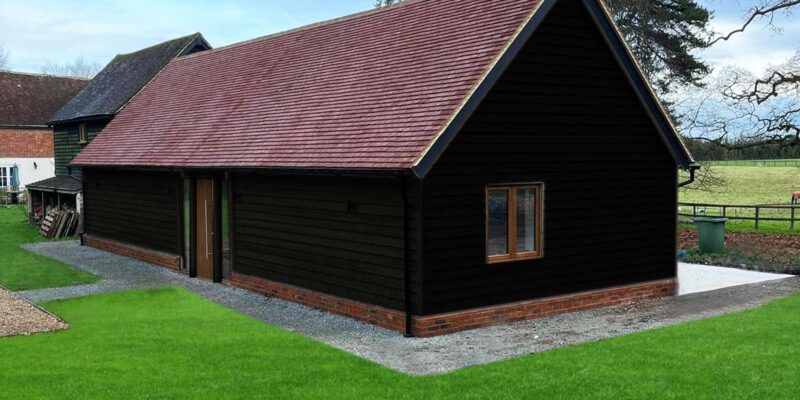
[227,272,676,337]
[225,273,406,332]
[411,279,677,337]
[83,234,181,270]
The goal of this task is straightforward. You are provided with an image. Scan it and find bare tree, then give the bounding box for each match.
[0,45,8,71]
[40,56,102,78]
[707,0,800,46]
[680,1,800,150]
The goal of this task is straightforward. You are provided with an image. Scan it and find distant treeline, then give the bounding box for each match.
[682,138,800,161]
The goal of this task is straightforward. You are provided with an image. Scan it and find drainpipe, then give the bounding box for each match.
[678,165,701,188]
[400,173,414,337]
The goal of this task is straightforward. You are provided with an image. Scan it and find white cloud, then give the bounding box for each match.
[700,15,800,74]
[0,0,373,74]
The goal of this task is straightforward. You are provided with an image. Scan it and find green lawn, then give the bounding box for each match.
[680,165,800,233]
[0,206,97,291]
[1,287,798,399]
[708,159,800,168]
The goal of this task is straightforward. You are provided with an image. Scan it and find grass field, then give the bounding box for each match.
[0,287,798,399]
[679,165,800,233]
[708,159,800,168]
[0,206,97,291]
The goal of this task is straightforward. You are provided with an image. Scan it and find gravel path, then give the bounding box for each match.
[0,285,69,338]
[20,241,800,375]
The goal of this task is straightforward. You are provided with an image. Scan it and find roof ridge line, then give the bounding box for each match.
[0,70,90,81]
[110,33,208,116]
[110,32,204,59]
[176,0,427,62]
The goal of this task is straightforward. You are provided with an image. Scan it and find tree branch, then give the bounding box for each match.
[707,0,800,46]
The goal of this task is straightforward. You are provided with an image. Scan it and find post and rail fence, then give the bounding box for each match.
[678,202,800,231]
[708,159,800,167]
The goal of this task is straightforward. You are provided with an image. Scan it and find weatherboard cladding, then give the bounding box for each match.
[49,33,208,124]
[71,0,537,169]
[83,169,180,254]
[420,0,678,314]
[53,120,107,179]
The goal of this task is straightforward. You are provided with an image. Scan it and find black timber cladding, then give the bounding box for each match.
[53,120,108,179]
[419,0,678,314]
[232,173,421,313]
[412,0,693,178]
[83,169,180,254]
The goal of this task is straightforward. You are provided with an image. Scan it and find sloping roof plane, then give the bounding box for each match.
[49,33,210,124]
[73,0,694,175]
[0,72,87,127]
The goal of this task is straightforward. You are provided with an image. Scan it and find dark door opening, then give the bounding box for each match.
[195,178,215,280]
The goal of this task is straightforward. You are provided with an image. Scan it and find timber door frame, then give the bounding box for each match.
[190,175,223,282]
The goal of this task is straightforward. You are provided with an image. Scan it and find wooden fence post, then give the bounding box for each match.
[792,207,796,231]
[755,207,760,230]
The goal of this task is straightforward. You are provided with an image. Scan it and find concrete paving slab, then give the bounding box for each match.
[678,263,793,295]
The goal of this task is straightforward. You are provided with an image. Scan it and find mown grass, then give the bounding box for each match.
[707,159,800,167]
[0,206,97,291]
[680,165,800,234]
[0,287,799,399]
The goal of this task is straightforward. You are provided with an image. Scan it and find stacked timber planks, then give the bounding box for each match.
[39,209,82,239]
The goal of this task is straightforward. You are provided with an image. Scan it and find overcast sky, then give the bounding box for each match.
[0,0,797,77]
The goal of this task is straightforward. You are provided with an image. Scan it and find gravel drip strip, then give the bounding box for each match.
[20,241,800,375]
[0,285,69,338]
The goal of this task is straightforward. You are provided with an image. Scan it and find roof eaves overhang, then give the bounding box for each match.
[26,186,82,195]
[75,164,410,178]
[47,114,115,127]
[0,124,50,129]
[411,0,697,179]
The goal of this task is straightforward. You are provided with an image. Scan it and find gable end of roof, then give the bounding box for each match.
[411,0,695,179]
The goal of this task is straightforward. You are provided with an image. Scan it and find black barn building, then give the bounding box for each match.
[27,34,210,219]
[72,0,696,336]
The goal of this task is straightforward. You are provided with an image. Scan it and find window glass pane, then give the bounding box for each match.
[183,179,191,271]
[487,190,509,256]
[516,188,537,253]
[221,179,231,279]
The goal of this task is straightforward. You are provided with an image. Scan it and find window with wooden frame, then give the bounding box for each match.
[486,184,543,264]
[78,123,88,144]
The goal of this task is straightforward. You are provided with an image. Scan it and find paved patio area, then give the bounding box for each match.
[19,241,800,375]
[678,263,794,295]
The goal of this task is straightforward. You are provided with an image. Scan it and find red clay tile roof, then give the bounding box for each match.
[0,72,87,126]
[73,0,539,170]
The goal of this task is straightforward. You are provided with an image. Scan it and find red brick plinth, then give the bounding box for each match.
[82,234,181,270]
[226,272,677,337]
[411,279,677,337]
[226,273,406,332]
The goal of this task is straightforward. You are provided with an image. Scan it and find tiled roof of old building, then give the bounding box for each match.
[49,33,210,124]
[0,71,87,127]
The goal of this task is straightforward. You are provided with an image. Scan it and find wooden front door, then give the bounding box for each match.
[195,178,215,280]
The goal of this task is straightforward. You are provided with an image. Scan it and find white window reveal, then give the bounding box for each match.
[0,166,18,189]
